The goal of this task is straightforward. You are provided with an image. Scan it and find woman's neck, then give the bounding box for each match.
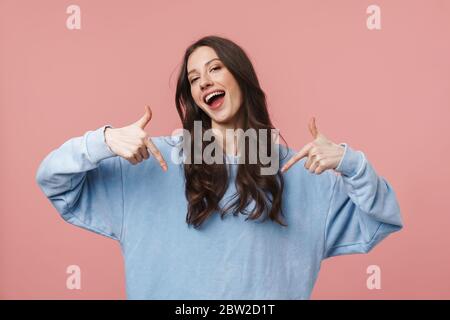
[211,118,244,157]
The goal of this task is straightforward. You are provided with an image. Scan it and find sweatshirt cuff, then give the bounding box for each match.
[85,125,116,164]
[335,143,364,177]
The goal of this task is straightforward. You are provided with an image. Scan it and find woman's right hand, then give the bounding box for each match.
[104,105,168,170]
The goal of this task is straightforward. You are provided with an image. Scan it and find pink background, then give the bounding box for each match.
[1,0,449,299]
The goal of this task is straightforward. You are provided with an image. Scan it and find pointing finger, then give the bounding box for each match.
[145,137,168,171]
[281,142,313,173]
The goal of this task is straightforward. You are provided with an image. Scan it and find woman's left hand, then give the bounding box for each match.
[280,117,345,175]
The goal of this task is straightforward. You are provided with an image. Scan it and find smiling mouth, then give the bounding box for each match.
[205,92,226,109]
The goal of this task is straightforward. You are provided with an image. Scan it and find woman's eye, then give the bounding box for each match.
[190,67,220,84]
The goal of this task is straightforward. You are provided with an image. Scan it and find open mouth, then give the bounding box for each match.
[204,91,226,109]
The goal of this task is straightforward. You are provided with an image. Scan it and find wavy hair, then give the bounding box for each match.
[175,35,289,229]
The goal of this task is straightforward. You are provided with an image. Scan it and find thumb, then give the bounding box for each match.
[309,117,319,139]
[134,105,152,129]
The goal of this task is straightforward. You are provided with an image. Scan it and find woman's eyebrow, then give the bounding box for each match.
[188,58,221,76]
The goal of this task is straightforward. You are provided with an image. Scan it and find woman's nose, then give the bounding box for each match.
[199,75,213,89]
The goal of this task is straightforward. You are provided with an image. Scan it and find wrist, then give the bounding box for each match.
[103,125,115,154]
[335,143,364,177]
[86,125,117,163]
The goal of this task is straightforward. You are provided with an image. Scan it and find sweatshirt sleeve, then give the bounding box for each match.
[35,125,125,241]
[322,143,403,259]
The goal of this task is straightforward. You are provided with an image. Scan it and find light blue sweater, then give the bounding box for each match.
[36,125,403,299]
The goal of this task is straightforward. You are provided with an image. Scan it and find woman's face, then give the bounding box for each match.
[187,46,243,129]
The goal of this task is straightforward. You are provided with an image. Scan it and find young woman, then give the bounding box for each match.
[36,35,403,299]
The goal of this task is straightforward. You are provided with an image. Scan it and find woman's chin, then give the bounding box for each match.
[211,110,243,128]
[211,117,229,126]
[209,111,229,123]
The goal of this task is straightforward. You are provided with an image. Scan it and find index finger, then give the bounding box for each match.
[145,138,168,171]
[280,142,313,173]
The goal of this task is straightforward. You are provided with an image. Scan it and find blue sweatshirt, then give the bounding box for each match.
[35,125,403,299]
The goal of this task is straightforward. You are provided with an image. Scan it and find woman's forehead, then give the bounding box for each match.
[187,46,219,70]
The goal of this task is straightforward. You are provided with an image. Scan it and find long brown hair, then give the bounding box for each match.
[175,35,288,229]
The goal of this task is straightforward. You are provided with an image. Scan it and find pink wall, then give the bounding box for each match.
[1,0,449,299]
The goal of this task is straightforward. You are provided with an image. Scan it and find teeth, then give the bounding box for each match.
[205,91,225,104]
